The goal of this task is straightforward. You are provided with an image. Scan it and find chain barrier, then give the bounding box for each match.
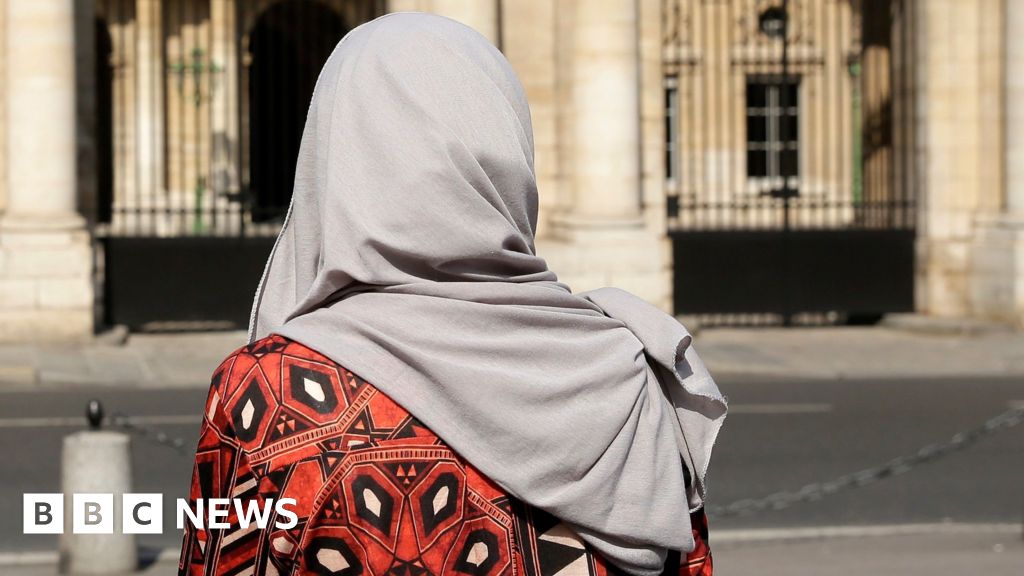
[708,404,1024,518]
[108,412,190,455]
[91,402,1024,511]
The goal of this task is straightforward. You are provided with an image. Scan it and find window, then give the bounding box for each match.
[746,78,799,181]
[665,76,680,182]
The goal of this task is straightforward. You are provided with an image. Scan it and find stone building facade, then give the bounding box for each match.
[0,0,1022,341]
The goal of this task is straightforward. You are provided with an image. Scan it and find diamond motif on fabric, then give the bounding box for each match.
[418,472,458,534]
[453,529,499,575]
[289,365,339,414]
[352,475,395,535]
[281,356,347,425]
[229,376,271,444]
[304,535,364,576]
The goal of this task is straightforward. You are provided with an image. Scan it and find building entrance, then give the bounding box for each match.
[100,0,351,329]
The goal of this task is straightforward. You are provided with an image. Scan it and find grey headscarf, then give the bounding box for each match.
[248,12,726,576]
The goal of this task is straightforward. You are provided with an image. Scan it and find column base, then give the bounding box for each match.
[0,212,86,232]
[915,236,971,319]
[968,214,1024,327]
[0,214,95,342]
[537,217,672,311]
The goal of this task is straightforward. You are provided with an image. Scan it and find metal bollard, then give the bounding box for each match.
[58,400,137,574]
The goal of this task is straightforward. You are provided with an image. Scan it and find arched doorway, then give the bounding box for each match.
[247,1,348,222]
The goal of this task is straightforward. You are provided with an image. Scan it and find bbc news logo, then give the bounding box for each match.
[24,494,298,534]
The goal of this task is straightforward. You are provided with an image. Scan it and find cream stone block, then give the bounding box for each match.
[5,244,91,277]
[610,270,673,312]
[922,271,970,318]
[923,88,957,119]
[940,239,970,272]
[577,241,663,274]
[925,121,963,155]
[969,232,1015,319]
[537,226,672,312]
[922,209,974,241]
[0,278,36,308]
[969,217,1024,324]
[0,228,83,247]
[915,235,971,318]
[37,277,92,309]
[0,308,92,342]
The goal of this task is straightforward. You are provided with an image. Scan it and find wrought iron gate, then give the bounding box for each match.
[663,0,916,321]
[94,0,358,330]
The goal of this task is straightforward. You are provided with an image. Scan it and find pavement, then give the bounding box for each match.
[694,322,1024,380]
[2,315,1024,391]
[0,329,249,390]
[714,525,1024,575]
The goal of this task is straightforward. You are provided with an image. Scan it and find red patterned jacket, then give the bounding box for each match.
[179,334,712,576]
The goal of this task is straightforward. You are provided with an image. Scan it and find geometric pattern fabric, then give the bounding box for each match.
[179,334,713,576]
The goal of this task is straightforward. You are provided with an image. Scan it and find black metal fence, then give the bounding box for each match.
[93,0,349,329]
[662,0,916,321]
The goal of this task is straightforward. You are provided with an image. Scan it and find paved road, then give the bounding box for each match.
[1,375,1021,554]
[0,386,207,553]
[710,375,1024,531]
[714,529,1024,575]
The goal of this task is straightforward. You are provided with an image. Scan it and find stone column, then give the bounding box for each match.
[537,0,671,310]
[914,0,1001,320]
[567,0,642,223]
[1006,0,1024,214]
[211,0,240,232]
[136,0,163,210]
[388,1,499,46]
[429,0,498,46]
[501,0,558,237]
[0,0,93,341]
[5,0,78,220]
[0,0,7,214]
[1000,0,1024,323]
[956,0,1024,326]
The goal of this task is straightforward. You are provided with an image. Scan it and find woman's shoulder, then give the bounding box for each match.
[210,334,341,398]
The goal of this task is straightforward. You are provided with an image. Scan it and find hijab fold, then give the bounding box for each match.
[248,13,726,576]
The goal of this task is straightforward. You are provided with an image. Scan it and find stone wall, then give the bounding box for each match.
[0,0,94,341]
[915,0,1023,325]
